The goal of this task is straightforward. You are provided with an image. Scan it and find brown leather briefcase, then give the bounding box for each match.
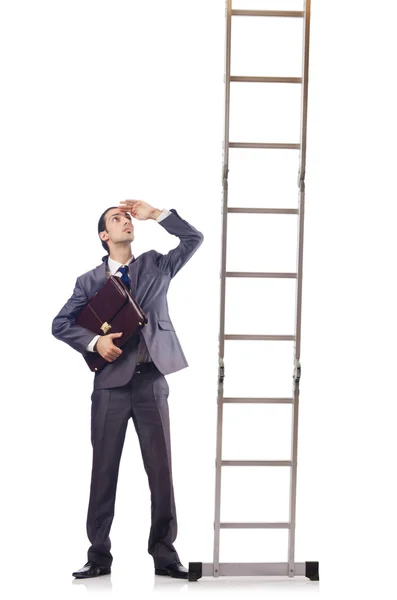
[75,275,148,373]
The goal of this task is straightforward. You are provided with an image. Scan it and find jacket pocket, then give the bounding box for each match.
[158,319,175,331]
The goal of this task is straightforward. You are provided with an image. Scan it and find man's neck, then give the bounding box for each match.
[108,246,133,265]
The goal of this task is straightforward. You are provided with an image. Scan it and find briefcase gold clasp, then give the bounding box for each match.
[101,321,112,334]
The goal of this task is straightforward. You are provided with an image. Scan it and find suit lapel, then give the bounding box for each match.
[128,257,138,295]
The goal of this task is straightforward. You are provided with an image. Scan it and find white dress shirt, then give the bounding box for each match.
[86,207,172,361]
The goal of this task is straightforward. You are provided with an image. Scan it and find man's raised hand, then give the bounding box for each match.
[118,199,161,221]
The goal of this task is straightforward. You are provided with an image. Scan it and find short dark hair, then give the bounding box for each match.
[98,206,118,253]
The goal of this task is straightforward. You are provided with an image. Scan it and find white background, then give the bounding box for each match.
[1,0,396,598]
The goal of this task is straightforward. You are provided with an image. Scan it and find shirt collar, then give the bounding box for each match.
[107,254,135,276]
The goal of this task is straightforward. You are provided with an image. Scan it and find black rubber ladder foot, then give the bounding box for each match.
[305,561,320,581]
[188,562,203,581]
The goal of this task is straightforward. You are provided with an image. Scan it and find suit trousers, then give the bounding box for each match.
[86,364,180,569]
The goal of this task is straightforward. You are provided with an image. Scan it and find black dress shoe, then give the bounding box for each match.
[155,560,188,579]
[72,561,111,578]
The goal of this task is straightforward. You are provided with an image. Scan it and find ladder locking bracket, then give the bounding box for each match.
[218,358,225,384]
[293,358,301,383]
[222,164,229,189]
[297,167,306,189]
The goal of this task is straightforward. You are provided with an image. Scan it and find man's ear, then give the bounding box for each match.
[100,231,109,242]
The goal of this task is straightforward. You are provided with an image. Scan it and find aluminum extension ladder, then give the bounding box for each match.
[189,0,319,582]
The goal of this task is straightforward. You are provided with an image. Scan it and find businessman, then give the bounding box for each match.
[52,199,204,579]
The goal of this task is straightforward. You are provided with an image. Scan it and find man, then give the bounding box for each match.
[52,199,204,579]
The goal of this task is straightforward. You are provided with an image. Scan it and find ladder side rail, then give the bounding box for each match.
[288,0,312,577]
[212,0,233,578]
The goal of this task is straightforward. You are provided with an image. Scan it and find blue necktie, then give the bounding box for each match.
[117,265,131,290]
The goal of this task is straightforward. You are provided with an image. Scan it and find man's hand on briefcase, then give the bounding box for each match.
[95,332,123,362]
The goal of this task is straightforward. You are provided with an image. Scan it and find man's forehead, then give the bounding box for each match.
[106,210,131,220]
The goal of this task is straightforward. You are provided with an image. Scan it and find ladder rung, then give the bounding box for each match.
[222,460,292,467]
[232,10,304,18]
[230,76,302,84]
[223,397,293,404]
[199,562,307,577]
[226,271,297,278]
[228,207,298,214]
[220,522,291,529]
[229,142,300,149]
[224,334,295,341]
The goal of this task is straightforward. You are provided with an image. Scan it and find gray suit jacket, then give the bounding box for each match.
[51,208,204,389]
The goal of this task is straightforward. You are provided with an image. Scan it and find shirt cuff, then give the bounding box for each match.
[156,208,172,222]
[87,334,100,352]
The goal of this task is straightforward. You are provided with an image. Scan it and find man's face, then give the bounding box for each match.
[100,209,134,247]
